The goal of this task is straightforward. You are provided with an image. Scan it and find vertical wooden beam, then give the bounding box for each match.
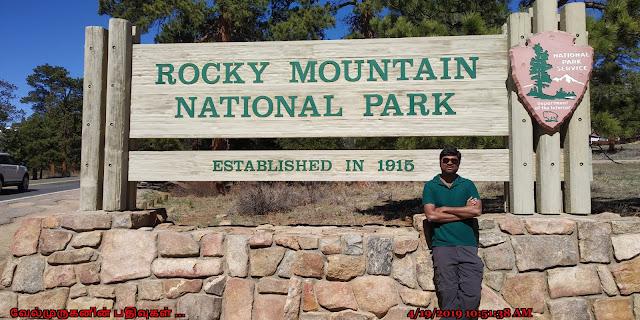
[533,0,563,214]
[560,3,591,214]
[127,26,141,211]
[80,27,108,211]
[103,19,133,211]
[507,12,535,215]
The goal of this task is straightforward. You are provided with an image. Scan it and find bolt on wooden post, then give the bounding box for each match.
[80,26,108,211]
[103,18,133,211]
[561,2,591,214]
[507,12,535,215]
[533,0,563,214]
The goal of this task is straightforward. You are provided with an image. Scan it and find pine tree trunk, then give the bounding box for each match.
[361,8,374,39]
[220,8,231,42]
[608,139,616,153]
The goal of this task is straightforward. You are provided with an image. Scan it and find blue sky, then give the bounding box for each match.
[0,1,152,120]
[0,0,558,121]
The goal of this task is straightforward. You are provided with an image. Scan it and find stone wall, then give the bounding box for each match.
[1,210,639,320]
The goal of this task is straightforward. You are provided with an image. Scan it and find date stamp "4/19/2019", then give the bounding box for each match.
[406,308,534,319]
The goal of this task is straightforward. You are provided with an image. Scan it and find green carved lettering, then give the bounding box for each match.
[454,57,478,79]
[381,94,403,116]
[414,58,437,80]
[275,96,296,117]
[393,59,413,80]
[367,59,390,81]
[248,62,269,83]
[440,58,451,79]
[156,64,176,84]
[432,93,456,115]
[252,96,273,118]
[408,93,429,116]
[175,97,197,118]
[198,97,220,118]
[290,61,318,83]
[342,60,363,82]
[319,60,340,82]
[202,63,220,84]
[363,94,383,116]
[241,96,251,117]
[299,96,321,117]
[323,95,342,116]
[178,63,199,84]
[220,96,239,118]
[223,62,245,83]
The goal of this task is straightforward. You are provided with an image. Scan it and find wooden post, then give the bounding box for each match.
[560,3,591,214]
[127,26,141,211]
[507,12,535,215]
[80,27,108,211]
[533,0,563,214]
[103,19,133,211]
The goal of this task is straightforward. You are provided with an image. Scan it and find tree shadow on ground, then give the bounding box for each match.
[592,197,640,217]
[358,196,506,221]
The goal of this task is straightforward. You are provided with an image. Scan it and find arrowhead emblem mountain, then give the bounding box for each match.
[552,74,584,85]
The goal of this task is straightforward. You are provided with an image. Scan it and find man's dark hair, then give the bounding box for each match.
[440,146,462,161]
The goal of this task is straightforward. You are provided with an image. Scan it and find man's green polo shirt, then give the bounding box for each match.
[422,174,480,247]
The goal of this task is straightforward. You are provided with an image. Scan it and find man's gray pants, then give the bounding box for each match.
[432,245,483,320]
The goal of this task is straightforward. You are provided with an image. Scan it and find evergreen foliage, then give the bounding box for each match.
[99,0,336,42]
[0,80,24,130]
[367,0,509,37]
[1,114,63,179]
[1,65,83,176]
[586,0,640,140]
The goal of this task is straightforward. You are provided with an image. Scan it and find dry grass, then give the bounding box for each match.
[591,162,640,216]
[592,141,640,161]
[138,144,640,226]
[138,180,508,227]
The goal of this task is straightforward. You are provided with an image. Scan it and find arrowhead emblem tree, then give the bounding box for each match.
[528,44,553,99]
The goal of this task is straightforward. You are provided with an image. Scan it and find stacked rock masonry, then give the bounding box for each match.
[1,210,640,320]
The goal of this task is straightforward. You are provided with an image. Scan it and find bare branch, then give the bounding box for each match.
[584,1,606,10]
[332,1,357,11]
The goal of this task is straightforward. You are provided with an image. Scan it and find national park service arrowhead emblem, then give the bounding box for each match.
[510,31,593,131]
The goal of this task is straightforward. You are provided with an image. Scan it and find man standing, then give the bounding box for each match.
[423,147,483,320]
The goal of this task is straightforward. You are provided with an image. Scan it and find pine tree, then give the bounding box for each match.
[587,0,640,142]
[0,79,24,129]
[20,65,82,175]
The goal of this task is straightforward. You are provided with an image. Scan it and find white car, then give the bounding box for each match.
[0,152,29,192]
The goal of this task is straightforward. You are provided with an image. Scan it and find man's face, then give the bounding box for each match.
[440,155,460,174]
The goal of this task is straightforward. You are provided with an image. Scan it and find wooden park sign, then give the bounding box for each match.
[130,37,507,138]
[80,0,593,215]
[126,35,510,183]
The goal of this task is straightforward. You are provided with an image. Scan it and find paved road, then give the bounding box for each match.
[0,176,80,203]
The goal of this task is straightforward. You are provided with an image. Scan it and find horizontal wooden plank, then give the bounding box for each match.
[130,35,509,138]
[128,149,510,182]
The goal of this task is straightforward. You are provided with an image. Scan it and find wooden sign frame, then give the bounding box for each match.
[80,0,591,215]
